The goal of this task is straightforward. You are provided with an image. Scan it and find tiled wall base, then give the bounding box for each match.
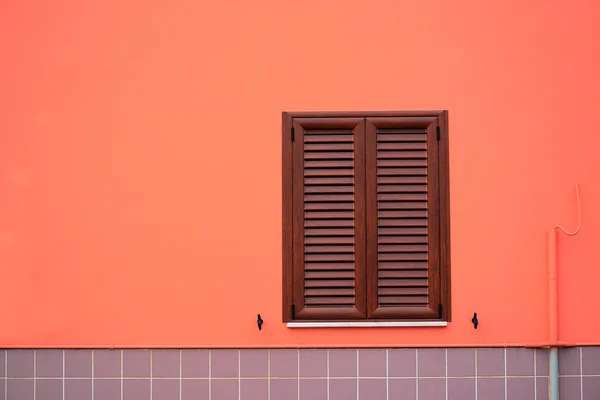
[0,347,598,399]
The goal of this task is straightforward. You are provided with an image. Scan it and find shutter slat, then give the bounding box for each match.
[305,160,354,168]
[377,142,427,150]
[305,228,355,236]
[305,211,354,220]
[379,210,428,219]
[304,134,354,143]
[305,270,354,279]
[304,168,355,177]
[378,270,428,279]
[377,167,428,176]
[377,159,427,167]
[305,177,354,185]
[378,262,429,270]
[377,176,427,184]
[377,201,428,210]
[379,295,428,305]
[377,150,427,159]
[305,202,354,210]
[305,143,354,151]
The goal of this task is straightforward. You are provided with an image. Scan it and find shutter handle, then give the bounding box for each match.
[257,314,264,331]
[472,313,479,329]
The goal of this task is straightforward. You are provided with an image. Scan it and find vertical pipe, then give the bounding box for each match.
[548,229,559,400]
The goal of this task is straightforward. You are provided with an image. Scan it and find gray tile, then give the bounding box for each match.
[0,379,4,400]
[299,350,327,378]
[418,349,446,377]
[36,379,62,400]
[94,350,121,378]
[123,350,151,378]
[359,379,386,400]
[270,379,298,400]
[559,376,581,398]
[389,378,416,398]
[447,349,475,377]
[152,379,179,400]
[7,379,34,400]
[240,349,267,378]
[270,350,298,378]
[536,349,549,377]
[64,379,92,400]
[152,350,180,378]
[418,378,445,400]
[477,349,504,377]
[211,349,238,378]
[181,380,208,400]
[388,349,416,377]
[299,379,327,400]
[211,379,238,400]
[506,378,534,400]
[506,348,534,376]
[583,376,600,400]
[448,378,475,400]
[0,350,4,377]
[358,349,386,377]
[536,377,548,400]
[36,350,63,378]
[241,379,268,400]
[330,378,357,400]
[7,350,34,378]
[123,379,150,400]
[94,379,121,400]
[558,347,580,376]
[65,350,92,378]
[181,349,209,378]
[582,347,600,375]
[329,349,356,378]
[477,378,504,400]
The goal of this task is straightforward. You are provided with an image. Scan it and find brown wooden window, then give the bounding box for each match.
[282,111,450,323]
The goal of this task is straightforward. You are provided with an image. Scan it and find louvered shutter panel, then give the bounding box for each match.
[365,117,441,319]
[291,118,366,320]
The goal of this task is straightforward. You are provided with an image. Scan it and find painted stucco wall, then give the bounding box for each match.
[1,0,599,347]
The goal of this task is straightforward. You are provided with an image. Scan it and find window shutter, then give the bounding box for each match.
[291,117,367,320]
[365,117,441,319]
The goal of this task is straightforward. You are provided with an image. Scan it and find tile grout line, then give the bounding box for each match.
[326,350,330,400]
[504,348,507,400]
[386,349,389,400]
[92,350,95,400]
[415,349,419,400]
[533,349,537,400]
[150,351,153,400]
[208,350,212,400]
[34,350,37,400]
[5,350,7,400]
[179,350,182,400]
[580,347,583,400]
[120,350,123,400]
[238,350,241,400]
[297,350,300,400]
[62,350,65,400]
[267,350,271,400]
[445,349,448,400]
[356,349,359,400]
[475,348,478,400]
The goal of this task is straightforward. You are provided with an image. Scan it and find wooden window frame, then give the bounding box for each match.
[282,111,451,323]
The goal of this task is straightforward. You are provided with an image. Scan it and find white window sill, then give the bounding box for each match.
[287,321,448,328]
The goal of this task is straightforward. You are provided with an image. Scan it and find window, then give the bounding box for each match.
[282,111,450,323]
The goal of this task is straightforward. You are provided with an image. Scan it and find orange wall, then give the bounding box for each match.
[1,0,599,348]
